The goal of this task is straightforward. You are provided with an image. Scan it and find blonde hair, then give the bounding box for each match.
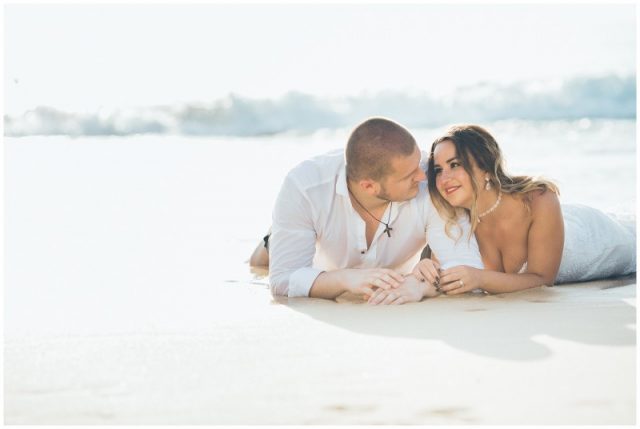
[426,124,559,239]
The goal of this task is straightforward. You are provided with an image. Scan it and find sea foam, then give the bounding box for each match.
[4,74,635,137]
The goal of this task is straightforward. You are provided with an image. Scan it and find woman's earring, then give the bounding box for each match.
[484,177,492,191]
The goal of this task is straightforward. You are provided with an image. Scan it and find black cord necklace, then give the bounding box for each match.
[348,186,393,237]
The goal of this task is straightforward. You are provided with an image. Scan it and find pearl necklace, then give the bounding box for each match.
[478,191,502,222]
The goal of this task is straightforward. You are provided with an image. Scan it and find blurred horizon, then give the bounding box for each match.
[4,73,635,137]
[4,3,636,134]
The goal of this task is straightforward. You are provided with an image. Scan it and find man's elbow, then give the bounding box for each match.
[268,275,289,297]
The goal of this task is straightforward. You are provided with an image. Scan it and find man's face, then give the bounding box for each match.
[376,146,426,202]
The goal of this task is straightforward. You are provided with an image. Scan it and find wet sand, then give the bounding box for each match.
[5,135,635,424]
[5,273,635,424]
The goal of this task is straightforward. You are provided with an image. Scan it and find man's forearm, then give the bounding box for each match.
[308,270,349,299]
[308,267,408,300]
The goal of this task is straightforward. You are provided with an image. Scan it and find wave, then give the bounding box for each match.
[4,74,635,137]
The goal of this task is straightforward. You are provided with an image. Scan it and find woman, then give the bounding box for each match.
[409,124,636,296]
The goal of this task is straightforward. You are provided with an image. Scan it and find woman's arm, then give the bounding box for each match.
[440,191,564,294]
[521,190,564,285]
[439,266,549,294]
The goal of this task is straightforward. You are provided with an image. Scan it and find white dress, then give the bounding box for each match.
[552,204,636,283]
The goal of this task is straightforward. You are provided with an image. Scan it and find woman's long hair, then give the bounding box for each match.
[427,124,559,239]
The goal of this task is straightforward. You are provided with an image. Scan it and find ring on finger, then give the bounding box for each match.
[459,279,464,289]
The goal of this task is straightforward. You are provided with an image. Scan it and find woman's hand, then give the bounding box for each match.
[438,265,485,295]
[411,258,441,286]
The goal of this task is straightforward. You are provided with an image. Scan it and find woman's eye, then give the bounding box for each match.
[450,162,460,168]
[433,167,442,175]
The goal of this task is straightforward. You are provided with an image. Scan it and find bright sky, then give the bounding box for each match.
[4,3,636,114]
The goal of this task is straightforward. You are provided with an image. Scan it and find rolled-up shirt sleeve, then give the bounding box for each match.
[268,174,324,297]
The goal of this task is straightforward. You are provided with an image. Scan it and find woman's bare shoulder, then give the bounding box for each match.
[528,189,561,216]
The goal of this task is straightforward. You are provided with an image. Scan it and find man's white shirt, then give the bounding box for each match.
[269,149,483,297]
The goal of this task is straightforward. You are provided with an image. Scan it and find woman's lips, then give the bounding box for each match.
[444,185,461,196]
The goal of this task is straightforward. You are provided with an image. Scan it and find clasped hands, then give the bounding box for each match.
[410,258,484,295]
[359,259,484,305]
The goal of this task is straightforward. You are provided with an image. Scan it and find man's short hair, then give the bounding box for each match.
[345,117,417,181]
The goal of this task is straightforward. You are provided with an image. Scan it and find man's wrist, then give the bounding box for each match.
[404,273,437,298]
[310,270,349,299]
[422,281,440,298]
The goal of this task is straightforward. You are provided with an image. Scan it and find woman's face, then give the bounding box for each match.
[433,140,483,209]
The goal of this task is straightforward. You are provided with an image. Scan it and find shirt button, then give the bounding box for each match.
[361,251,365,254]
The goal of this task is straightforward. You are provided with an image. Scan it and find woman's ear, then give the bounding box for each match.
[484,173,492,191]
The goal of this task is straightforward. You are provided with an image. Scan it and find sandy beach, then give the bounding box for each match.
[4,131,636,424]
[5,273,636,424]
[4,2,637,424]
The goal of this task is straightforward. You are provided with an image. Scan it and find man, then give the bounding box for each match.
[258,117,481,304]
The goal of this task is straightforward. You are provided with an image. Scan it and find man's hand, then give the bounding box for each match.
[342,268,405,297]
[367,274,439,305]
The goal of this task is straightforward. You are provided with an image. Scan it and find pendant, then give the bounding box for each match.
[383,225,393,238]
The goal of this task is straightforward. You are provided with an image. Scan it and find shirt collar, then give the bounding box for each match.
[336,166,349,197]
